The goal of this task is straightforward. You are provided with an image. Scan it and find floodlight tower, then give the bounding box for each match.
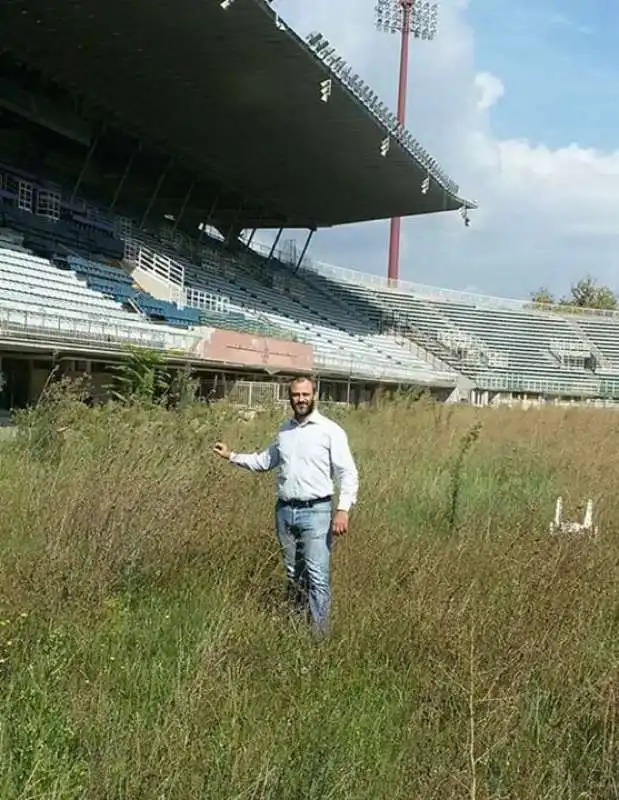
[375,0,438,285]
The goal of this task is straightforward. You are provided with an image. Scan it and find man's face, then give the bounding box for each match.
[289,379,315,419]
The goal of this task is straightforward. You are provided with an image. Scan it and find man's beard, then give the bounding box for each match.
[292,397,315,419]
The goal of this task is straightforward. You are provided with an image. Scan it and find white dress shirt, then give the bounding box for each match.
[229,410,359,512]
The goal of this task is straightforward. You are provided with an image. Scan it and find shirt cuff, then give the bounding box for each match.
[336,499,353,512]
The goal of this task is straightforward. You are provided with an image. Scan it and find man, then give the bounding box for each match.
[213,376,358,635]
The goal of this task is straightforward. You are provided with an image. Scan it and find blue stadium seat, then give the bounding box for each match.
[133,292,201,327]
[65,256,201,328]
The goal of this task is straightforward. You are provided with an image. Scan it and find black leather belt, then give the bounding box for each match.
[278,495,332,509]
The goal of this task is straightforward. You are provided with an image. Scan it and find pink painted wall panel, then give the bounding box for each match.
[191,329,313,371]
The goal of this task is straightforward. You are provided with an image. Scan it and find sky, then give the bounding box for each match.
[256,0,619,300]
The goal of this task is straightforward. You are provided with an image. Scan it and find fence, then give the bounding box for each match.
[249,241,619,320]
[476,372,619,397]
[224,380,284,407]
[123,237,184,286]
[0,307,196,353]
[184,287,230,313]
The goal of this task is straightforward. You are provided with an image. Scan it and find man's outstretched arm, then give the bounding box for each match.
[329,427,359,535]
[213,440,280,472]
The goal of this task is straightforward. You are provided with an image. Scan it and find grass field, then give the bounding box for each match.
[1,388,619,799]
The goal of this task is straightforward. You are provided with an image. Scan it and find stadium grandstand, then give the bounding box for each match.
[0,0,618,414]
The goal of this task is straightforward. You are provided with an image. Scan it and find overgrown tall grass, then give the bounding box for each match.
[2,389,619,799]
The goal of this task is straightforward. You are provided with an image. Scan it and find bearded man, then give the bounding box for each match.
[214,376,358,635]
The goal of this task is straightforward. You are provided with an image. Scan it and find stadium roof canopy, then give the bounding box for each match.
[1,0,476,231]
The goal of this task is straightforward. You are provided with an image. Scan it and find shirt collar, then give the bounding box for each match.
[291,410,322,427]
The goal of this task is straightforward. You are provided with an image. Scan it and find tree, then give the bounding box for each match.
[531,287,555,305]
[530,277,617,311]
[562,276,617,310]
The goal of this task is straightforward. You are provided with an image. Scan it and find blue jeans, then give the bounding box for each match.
[275,500,333,634]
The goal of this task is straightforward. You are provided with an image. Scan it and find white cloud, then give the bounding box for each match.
[265,0,619,299]
[474,72,505,111]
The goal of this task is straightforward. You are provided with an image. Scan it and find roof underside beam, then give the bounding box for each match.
[0,0,475,228]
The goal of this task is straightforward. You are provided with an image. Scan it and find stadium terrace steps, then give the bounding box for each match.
[0,172,460,384]
[0,247,196,352]
[0,204,124,261]
[186,247,457,384]
[572,317,619,365]
[7,156,619,396]
[560,314,610,369]
[286,264,619,395]
[126,231,447,383]
[60,254,202,329]
[196,310,298,341]
[286,263,455,373]
[125,240,300,341]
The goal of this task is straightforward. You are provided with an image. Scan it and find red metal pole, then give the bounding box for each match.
[387,1,412,286]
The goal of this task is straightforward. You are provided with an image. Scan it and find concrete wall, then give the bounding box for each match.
[191,328,314,372]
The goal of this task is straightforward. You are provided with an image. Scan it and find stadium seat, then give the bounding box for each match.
[171,240,457,382]
[64,255,202,329]
[0,246,196,353]
[8,159,619,398]
[288,263,613,395]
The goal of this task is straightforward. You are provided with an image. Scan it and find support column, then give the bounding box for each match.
[267,227,284,264]
[139,157,173,229]
[293,228,315,274]
[109,142,142,213]
[70,129,102,204]
[196,192,221,258]
[387,1,412,286]
[224,198,246,249]
[171,180,196,235]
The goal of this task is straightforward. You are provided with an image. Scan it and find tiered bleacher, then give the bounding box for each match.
[0,163,460,387]
[130,227,457,383]
[0,234,195,353]
[285,259,619,400]
[5,154,619,402]
[61,255,202,328]
[188,240,456,384]
[0,167,123,261]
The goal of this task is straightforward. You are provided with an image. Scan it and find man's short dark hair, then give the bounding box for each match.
[288,375,317,396]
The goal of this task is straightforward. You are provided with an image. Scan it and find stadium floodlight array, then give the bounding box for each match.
[305,30,459,195]
[375,0,439,40]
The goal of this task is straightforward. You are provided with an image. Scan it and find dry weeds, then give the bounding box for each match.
[1,392,618,799]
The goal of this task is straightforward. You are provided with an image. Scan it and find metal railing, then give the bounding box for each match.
[549,338,591,354]
[477,373,613,397]
[248,240,619,322]
[249,240,523,309]
[0,307,196,353]
[123,237,185,286]
[312,352,455,384]
[225,380,283,407]
[184,287,231,313]
[123,235,232,313]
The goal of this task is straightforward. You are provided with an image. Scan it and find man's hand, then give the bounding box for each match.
[213,442,231,459]
[331,510,349,537]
